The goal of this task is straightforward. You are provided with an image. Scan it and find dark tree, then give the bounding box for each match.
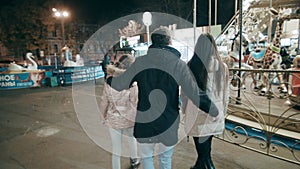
[0,0,63,58]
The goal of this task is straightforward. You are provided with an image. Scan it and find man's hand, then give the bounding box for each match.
[199,94,219,117]
[208,103,219,117]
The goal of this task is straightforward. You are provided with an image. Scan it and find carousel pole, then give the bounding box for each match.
[236,0,243,104]
[209,0,211,32]
[193,0,197,46]
[298,22,300,55]
[268,0,273,43]
[235,0,238,13]
[215,0,217,26]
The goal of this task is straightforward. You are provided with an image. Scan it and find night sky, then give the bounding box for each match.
[62,0,133,23]
[0,0,235,27]
[62,0,235,27]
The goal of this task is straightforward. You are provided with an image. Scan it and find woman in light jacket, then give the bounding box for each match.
[100,54,140,169]
[181,33,230,169]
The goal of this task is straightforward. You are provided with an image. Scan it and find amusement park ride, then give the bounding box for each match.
[216,0,300,164]
[0,46,103,89]
[216,0,300,99]
[8,53,39,72]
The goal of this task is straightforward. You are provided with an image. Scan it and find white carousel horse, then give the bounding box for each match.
[221,32,254,90]
[222,51,254,90]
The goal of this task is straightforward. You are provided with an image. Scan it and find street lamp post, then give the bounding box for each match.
[143,12,152,46]
[52,8,69,47]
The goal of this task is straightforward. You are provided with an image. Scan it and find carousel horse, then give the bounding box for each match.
[221,31,254,90]
[224,51,254,90]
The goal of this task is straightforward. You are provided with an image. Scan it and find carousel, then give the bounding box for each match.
[216,0,300,164]
[0,46,104,89]
[217,0,300,98]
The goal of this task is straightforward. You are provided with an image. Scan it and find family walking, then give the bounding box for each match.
[100,27,230,169]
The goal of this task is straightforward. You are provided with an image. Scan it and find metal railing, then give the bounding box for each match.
[218,68,300,164]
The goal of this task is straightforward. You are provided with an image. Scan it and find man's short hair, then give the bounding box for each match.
[151,27,171,46]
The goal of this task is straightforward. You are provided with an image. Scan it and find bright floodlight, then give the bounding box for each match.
[53,9,69,18]
[62,11,69,17]
[143,12,152,26]
[55,11,61,17]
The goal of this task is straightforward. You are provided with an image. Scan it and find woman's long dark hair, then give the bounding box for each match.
[188,33,225,95]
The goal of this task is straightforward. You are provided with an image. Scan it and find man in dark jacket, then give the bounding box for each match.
[107,27,218,169]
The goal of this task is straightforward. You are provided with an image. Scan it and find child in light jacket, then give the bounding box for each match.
[100,54,140,169]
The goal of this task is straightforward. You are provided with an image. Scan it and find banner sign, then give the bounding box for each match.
[0,66,104,89]
[0,71,46,89]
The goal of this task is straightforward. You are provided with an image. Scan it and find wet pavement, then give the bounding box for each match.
[0,78,299,169]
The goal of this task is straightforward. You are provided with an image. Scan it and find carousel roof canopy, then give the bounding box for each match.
[250,0,300,8]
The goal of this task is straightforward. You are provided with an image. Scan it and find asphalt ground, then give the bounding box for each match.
[0,78,299,169]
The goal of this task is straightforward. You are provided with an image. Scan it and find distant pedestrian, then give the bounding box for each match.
[101,50,112,80]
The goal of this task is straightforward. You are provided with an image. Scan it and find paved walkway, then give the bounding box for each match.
[0,79,299,169]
